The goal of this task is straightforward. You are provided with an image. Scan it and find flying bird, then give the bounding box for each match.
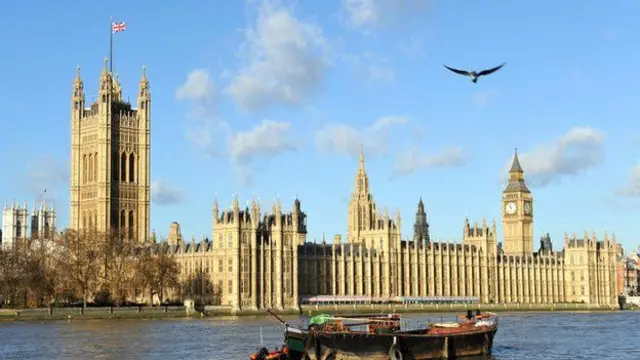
[443,62,506,83]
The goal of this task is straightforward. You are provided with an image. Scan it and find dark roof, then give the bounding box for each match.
[510,150,524,173]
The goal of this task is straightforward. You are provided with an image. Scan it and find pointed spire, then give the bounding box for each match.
[101,57,109,75]
[139,65,149,90]
[359,143,365,169]
[510,148,524,173]
[74,65,82,84]
[232,193,239,210]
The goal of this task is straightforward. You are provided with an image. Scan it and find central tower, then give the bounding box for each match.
[347,145,374,243]
[70,59,151,241]
[501,149,533,255]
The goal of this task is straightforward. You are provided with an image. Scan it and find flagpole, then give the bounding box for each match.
[109,16,113,73]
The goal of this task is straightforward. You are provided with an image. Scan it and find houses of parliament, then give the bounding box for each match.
[3,60,618,311]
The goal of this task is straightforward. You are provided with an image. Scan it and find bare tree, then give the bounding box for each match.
[181,268,217,305]
[137,244,180,305]
[22,237,60,307]
[0,247,26,307]
[103,229,137,305]
[55,229,103,308]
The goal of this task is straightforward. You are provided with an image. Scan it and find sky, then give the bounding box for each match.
[1,0,640,252]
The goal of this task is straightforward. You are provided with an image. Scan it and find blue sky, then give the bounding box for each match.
[1,0,640,252]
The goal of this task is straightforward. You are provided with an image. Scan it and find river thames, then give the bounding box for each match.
[0,311,638,359]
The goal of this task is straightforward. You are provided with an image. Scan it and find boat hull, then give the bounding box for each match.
[286,326,497,360]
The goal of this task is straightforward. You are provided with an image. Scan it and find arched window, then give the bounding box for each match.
[88,214,93,228]
[94,152,98,182]
[94,211,97,230]
[112,153,119,181]
[82,213,86,229]
[44,222,50,238]
[120,209,126,232]
[82,154,87,184]
[89,153,93,182]
[128,210,135,240]
[129,153,135,183]
[120,153,127,183]
[16,220,22,238]
[110,210,118,230]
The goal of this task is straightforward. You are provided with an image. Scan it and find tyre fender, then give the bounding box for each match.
[389,345,402,360]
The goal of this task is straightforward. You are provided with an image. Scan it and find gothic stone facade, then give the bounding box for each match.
[70,60,151,241]
[173,198,307,310]
[1,200,56,249]
[173,149,617,310]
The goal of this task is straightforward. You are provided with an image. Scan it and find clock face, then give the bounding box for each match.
[524,202,532,215]
[505,202,517,215]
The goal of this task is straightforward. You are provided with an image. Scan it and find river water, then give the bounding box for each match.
[0,311,637,359]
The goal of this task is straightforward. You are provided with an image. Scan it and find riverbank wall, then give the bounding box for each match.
[299,302,619,316]
[0,306,192,322]
[0,302,622,322]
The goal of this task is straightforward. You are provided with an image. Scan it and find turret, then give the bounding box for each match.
[71,65,85,121]
[138,66,151,123]
[413,198,430,245]
[231,195,240,224]
[112,74,123,101]
[98,57,113,118]
[212,197,219,225]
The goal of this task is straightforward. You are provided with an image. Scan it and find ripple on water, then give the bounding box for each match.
[0,312,639,359]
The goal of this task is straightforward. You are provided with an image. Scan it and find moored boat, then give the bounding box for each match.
[283,310,498,360]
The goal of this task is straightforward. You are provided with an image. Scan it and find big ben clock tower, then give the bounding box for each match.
[501,149,533,255]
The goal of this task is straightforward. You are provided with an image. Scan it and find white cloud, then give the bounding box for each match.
[176,69,229,157]
[343,0,432,29]
[226,1,331,111]
[471,90,497,107]
[394,146,468,175]
[315,116,409,157]
[175,66,298,185]
[504,127,605,187]
[229,120,298,163]
[20,154,69,203]
[616,162,640,197]
[151,181,186,206]
[175,69,215,102]
[228,120,298,185]
[345,52,395,83]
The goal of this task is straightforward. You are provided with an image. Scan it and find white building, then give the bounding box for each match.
[1,200,56,249]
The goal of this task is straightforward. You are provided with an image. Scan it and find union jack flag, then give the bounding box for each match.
[111,22,126,33]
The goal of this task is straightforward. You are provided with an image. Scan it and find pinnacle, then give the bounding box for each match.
[509,148,524,173]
